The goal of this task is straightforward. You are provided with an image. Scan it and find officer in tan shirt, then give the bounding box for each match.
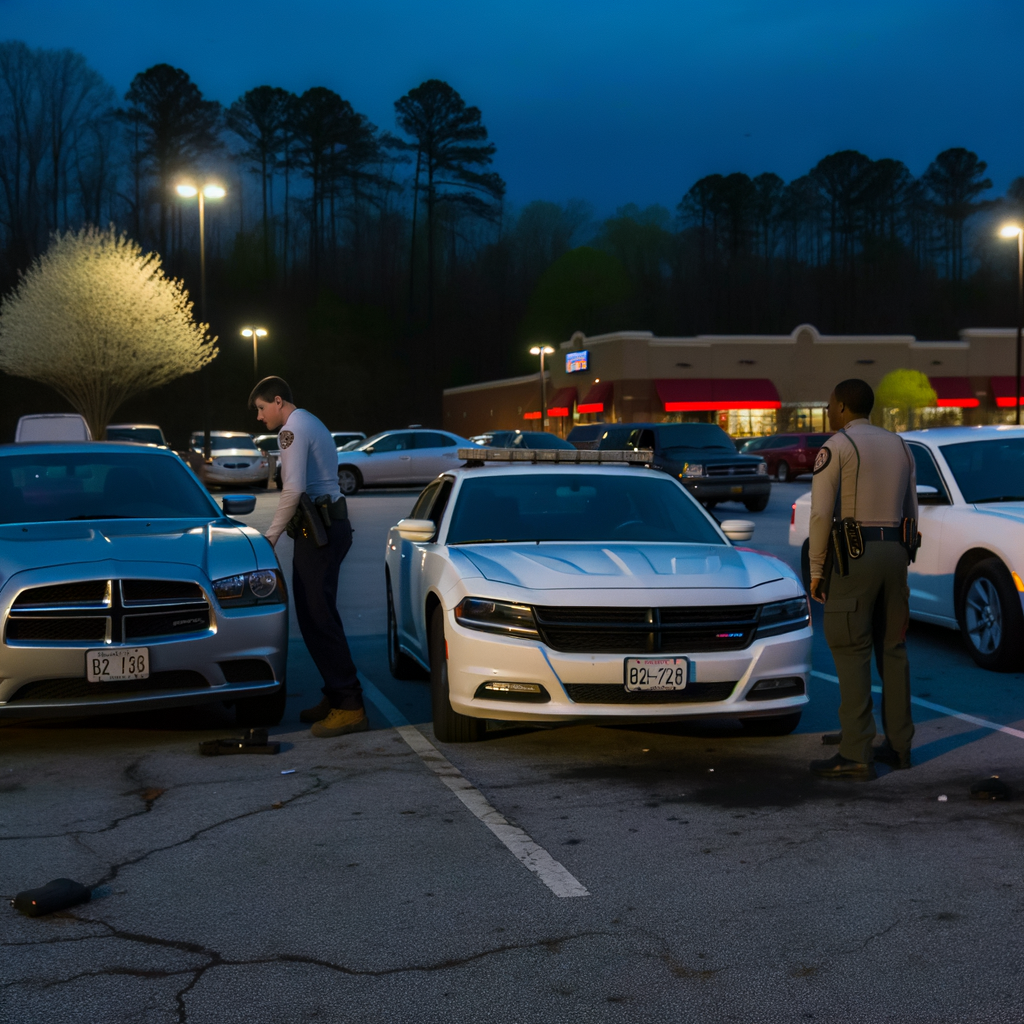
[808,379,918,780]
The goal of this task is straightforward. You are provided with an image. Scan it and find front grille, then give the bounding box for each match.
[8,671,210,702]
[533,605,759,654]
[705,464,759,478]
[564,682,737,704]
[5,578,211,646]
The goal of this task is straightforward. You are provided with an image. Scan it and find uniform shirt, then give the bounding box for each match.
[808,418,918,579]
[265,408,341,545]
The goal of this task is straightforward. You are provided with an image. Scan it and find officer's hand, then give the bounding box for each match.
[809,577,826,605]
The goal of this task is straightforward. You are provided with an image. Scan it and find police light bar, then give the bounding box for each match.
[458,448,653,465]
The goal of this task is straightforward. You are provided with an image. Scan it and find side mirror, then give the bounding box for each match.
[395,517,436,542]
[364,445,375,455]
[222,494,256,516]
[720,519,755,542]
[916,485,938,495]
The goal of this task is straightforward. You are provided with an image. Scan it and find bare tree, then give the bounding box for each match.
[0,225,217,437]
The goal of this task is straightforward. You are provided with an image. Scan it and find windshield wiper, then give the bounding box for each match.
[974,496,1024,504]
[64,514,132,520]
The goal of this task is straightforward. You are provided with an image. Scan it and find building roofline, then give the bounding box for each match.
[443,372,549,396]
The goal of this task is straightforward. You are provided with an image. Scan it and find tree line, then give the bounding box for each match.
[0,37,1022,440]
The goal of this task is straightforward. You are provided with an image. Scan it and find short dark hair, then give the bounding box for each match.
[833,378,874,416]
[248,376,292,409]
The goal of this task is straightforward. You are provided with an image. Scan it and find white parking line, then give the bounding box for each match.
[357,672,591,899]
[811,670,1024,741]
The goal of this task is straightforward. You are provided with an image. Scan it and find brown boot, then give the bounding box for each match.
[299,696,331,724]
[310,707,369,738]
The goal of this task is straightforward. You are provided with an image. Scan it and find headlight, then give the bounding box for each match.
[756,597,810,638]
[454,597,538,637]
[682,463,704,478]
[757,462,768,476]
[213,569,287,606]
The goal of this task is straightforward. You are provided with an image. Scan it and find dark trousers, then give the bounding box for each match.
[291,518,362,710]
[823,540,914,764]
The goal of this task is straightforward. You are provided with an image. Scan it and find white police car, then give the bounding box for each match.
[385,449,811,742]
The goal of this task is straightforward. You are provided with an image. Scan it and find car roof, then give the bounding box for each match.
[191,430,252,437]
[902,425,1024,445]
[107,423,163,430]
[0,441,180,455]
[446,463,662,480]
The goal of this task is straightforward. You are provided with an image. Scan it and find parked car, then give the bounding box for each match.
[105,423,169,448]
[790,425,1024,671]
[485,430,575,451]
[566,423,608,450]
[385,450,810,742]
[0,441,287,724]
[189,432,269,489]
[597,422,771,512]
[737,436,769,454]
[336,429,474,495]
[753,432,832,481]
[15,414,92,443]
[331,431,365,449]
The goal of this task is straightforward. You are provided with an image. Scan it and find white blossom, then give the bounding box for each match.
[0,226,217,437]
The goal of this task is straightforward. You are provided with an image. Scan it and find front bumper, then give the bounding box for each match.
[683,478,771,502]
[200,465,269,485]
[444,610,811,723]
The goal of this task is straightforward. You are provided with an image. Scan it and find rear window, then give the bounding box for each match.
[807,434,830,447]
[446,473,724,545]
[107,427,165,445]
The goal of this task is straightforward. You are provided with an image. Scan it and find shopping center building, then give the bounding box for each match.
[442,323,1022,438]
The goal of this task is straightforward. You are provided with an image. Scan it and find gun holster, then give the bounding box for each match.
[286,493,329,547]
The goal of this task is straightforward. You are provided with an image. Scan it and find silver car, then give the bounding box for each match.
[0,443,288,724]
[336,429,473,495]
[190,431,269,488]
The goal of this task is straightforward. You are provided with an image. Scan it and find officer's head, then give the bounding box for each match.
[249,376,294,431]
[828,379,874,430]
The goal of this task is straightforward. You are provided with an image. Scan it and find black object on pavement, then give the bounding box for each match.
[970,776,1011,800]
[13,878,91,917]
[199,728,280,756]
[821,732,842,745]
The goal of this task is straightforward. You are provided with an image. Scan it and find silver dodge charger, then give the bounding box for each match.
[0,442,288,723]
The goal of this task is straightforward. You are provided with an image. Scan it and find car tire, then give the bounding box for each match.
[800,539,811,594]
[338,466,360,495]
[429,607,484,742]
[235,681,287,727]
[744,494,770,513]
[776,461,790,483]
[387,574,425,680]
[956,558,1024,671]
[741,712,802,736]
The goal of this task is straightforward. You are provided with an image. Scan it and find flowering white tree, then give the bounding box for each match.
[0,226,217,437]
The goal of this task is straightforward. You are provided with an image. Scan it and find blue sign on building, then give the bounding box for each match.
[566,350,589,373]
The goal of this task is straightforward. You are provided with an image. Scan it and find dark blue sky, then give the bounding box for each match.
[4,0,1022,214]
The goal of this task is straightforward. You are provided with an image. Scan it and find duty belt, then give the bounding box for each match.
[859,526,902,542]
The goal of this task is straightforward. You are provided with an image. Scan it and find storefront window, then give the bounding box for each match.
[721,409,777,437]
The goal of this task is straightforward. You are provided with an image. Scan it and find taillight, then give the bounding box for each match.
[790,503,796,526]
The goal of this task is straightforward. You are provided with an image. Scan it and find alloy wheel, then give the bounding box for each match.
[965,577,1003,655]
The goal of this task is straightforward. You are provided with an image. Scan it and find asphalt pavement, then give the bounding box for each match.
[3,480,1024,1023]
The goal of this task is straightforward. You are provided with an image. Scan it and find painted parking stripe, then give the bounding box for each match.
[357,672,591,899]
[811,670,1024,741]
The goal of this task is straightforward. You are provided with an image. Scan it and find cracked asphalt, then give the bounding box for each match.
[2,484,1024,1023]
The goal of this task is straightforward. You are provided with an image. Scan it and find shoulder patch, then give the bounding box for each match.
[813,446,832,474]
[279,430,294,450]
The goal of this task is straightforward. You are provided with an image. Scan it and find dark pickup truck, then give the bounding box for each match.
[597,422,771,511]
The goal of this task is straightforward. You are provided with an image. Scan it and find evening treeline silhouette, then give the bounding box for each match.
[0,40,1021,437]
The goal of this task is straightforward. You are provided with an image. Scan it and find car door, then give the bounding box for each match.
[409,432,461,482]
[398,479,444,650]
[361,432,416,485]
[408,478,455,659]
[906,441,955,621]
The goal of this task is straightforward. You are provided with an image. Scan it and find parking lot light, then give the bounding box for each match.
[529,344,556,428]
[999,223,1023,425]
[241,327,268,380]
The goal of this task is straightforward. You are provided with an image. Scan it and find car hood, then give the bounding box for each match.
[454,542,786,590]
[970,502,1024,523]
[0,519,256,582]
[209,449,261,459]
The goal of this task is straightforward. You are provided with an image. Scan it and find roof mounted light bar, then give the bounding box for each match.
[459,447,653,466]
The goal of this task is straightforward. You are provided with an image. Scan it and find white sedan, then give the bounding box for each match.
[790,425,1024,671]
[385,449,811,742]
[337,429,474,495]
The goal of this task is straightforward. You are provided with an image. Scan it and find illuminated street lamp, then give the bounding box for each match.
[529,344,555,427]
[1000,224,1023,426]
[177,181,226,458]
[240,327,268,380]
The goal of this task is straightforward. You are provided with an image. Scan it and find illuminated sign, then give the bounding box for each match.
[566,350,589,373]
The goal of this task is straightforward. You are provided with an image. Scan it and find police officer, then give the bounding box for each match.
[250,377,366,738]
[808,379,917,780]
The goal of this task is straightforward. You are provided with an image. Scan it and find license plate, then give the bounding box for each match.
[731,485,743,494]
[87,648,149,682]
[624,657,688,692]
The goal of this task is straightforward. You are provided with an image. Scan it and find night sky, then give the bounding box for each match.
[3,0,1022,214]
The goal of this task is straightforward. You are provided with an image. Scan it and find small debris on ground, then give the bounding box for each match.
[970,776,1011,800]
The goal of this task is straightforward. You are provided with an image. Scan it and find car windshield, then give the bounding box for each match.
[192,435,258,453]
[0,452,218,524]
[446,473,725,544]
[253,436,277,452]
[940,437,1024,503]
[106,427,164,445]
[658,424,735,452]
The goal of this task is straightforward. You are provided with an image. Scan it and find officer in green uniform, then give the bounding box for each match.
[808,379,918,780]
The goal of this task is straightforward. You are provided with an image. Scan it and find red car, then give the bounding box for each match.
[740,432,832,482]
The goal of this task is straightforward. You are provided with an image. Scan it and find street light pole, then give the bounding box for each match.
[241,327,268,380]
[999,224,1024,426]
[530,344,555,428]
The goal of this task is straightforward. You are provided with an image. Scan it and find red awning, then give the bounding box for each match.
[655,378,781,412]
[929,377,978,408]
[578,381,613,414]
[991,377,1023,408]
[546,386,577,418]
